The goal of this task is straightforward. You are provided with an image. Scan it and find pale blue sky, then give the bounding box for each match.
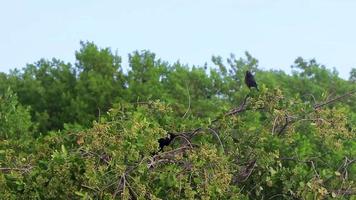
[1,0,355,79]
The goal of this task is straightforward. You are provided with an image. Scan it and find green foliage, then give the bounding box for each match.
[74,41,126,126]
[0,42,355,199]
[3,59,77,132]
[0,88,33,139]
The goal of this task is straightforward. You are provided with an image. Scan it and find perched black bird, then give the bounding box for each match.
[158,133,177,151]
[245,71,259,91]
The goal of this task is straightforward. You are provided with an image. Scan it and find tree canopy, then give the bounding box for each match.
[0,42,355,199]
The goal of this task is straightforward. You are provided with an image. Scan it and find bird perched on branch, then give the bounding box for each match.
[158,133,177,151]
[245,71,259,91]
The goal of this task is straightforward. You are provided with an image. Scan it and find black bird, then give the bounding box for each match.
[158,133,177,151]
[245,71,259,91]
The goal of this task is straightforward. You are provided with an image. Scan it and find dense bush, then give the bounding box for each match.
[0,42,355,199]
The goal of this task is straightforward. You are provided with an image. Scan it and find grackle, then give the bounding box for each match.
[245,71,259,91]
[158,133,177,151]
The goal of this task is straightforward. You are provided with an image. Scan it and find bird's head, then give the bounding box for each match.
[246,70,252,76]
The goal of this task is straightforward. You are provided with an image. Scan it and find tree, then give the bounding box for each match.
[74,41,126,126]
[0,42,355,199]
[0,88,33,139]
[7,59,77,132]
[350,68,356,83]
[127,50,167,102]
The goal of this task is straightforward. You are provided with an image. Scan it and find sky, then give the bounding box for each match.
[1,0,355,79]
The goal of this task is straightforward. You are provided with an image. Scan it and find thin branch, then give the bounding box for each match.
[174,135,193,149]
[207,128,225,153]
[154,146,191,158]
[277,114,290,135]
[182,83,191,119]
[189,127,203,138]
[148,146,192,169]
[97,107,101,123]
[276,90,356,135]
[210,94,250,124]
[81,184,98,192]
[302,93,317,104]
[309,160,320,179]
[225,94,250,116]
[113,173,126,199]
[337,157,356,181]
[313,90,356,109]
[268,194,288,199]
[126,181,138,200]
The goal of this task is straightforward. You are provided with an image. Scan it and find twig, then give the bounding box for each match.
[154,146,191,158]
[207,128,225,153]
[126,181,138,200]
[277,114,290,135]
[113,173,126,199]
[225,94,250,116]
[174,135,193,149]
[313,90,356,109]
[268,194,288,199]
[210,94,250,124]
[149,146,192,168]
[302,93,317,104]
[277,90,356,135]
[182,83,191,119]
[188,127,203,138]
[337,157,355,181]
[98,107,101,123]
[81,184,98,192]
[309,160,320,179]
